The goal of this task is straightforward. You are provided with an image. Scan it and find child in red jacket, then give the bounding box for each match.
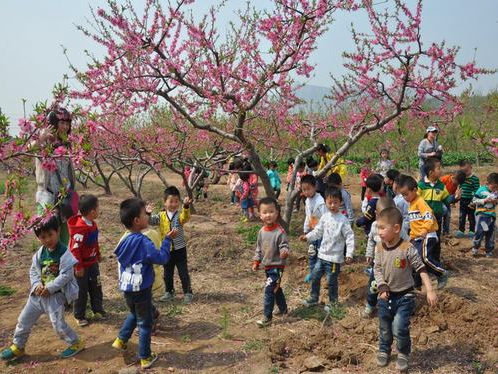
[68,194,106,326]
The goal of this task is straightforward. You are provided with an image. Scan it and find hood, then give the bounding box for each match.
[68,215,95,236]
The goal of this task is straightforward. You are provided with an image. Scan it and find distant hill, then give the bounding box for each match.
[295,84,331,111]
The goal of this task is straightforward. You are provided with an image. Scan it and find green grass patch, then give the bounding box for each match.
[236,223,260,246]
[220,306,232,339]
[292,303,346,321]
[164,304,184,317]
[242,339,264,352]
[0,285,16,297]
[180,334,191,343]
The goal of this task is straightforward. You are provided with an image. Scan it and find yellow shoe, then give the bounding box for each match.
[1,344,25,361]
[111,337,127,352]
[62,340,84,358]
[140,353,158,369]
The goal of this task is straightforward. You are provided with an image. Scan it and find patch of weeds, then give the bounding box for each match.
[472,360,485,374]
[239,306,251,314]
[220,306,232,339]
[242,339,264,352]
[165,304,184,318]
[326,303,346,320]
[180,334,191,343]
[269,365,280,374]
[236,223,260,246]
[0,285,16,297]
[292,306,327,321]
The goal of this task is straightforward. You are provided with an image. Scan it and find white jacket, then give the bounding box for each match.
[306,211,355,263]
[304,193,328,233]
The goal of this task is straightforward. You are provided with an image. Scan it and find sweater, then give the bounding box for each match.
[266,169,282,190]
[149,207,190,250]
[408,195,438,239]
[461,174,480,200]
[394,193,410,237]
[306,211,355,263]
[68,215,100,271]
[374,239,426,294]
[472,185,497,217]
[304,193,328,233]
[365,221,410,259]
[417,178,450,216]
[253,224,290,269]
[114,232,171,292]
[417,138,441,167]
[376,159,395,177]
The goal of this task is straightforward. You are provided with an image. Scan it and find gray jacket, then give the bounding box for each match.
[417,138,440,167]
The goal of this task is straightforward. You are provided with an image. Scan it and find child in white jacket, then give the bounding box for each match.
[300,187,355,313]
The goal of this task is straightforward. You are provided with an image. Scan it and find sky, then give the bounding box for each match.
[1,0,497,128]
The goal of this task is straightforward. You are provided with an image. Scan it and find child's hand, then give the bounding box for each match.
[252,262,259,271]
[38,128,55,144]
[145,203,154,214]
[183,197,193,206]
[40,287,50,297]
[365,256,372,265]
[33,284,44,296]
[166,228,178,239]
[345,256,353,265]
[426,290,438,307]
[279,251,289,260]
[299,234,307,242]
[75,268,85,278]
[379,291,389,301]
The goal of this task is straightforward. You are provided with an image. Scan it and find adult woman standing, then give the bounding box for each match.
[35,107,76,245]
[417,125,443,179]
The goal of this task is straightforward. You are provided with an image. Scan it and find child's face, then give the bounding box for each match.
[38,229,60,251]
[429,163,442,179]
[460,164,472,177]
[377,218,401,244]
[57,121,71,138]
[325,196,341,213]
[259,203,279,226]
[384,176,394,187]
[381,151,388,159]
[164,195,180,212]
[399,186,418,203]
[488,182,498,193]
[133,207,149,231]
[270,164,277,170]
[86,205,99,221]
[301,182,316,198]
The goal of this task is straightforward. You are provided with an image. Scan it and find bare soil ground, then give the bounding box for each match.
[0,167,497,374]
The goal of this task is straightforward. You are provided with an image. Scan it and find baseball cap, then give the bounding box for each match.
[426,126,438,133]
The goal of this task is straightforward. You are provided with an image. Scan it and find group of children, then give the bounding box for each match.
[1,149,496,371]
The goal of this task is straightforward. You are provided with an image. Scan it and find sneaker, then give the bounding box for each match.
[376,352,390,367]
[437,272,448,290]
[361,304,374,319]
[304,273,312,283]
[454,230,465,238]
[396,353,409,372]
[302,298,319,307]
[140,353,158,369]
[1,344,24,362]
[485,252,493,258]
[471,248,479,256]
[159,291,175,302]
[256,316,272,328]
[183,293,193,304]
[75,318,89,327]
[92,311,107,320]
[241,216,249,223]
[467,231,475,238]
[274,308,288,317]
[61,340,84,359]
[111,337,127,352]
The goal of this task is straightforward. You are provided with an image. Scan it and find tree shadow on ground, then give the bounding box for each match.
[157,320,222,341]
[410,343,479,372]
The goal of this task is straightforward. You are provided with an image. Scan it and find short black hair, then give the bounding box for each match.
[79,194,98,216]
[459,159,472,167]
[238,171,250,181]
[296,161,305,169]
[366,175,383,192]
[324,186,342,201]
[164,186,180,200]
[258,197,280,212]
[377,207,403,226]
[399,175,418,191]
[423,157,441,176]
[394,173,408,186]
[34,215,60,237]
[300,174,316,187]
[386,169,400,181]
[120,198,145,229]
[306,157,318,168]
[454,170,466,185]
[269,161,278,168]
[317,143,329,153]
[380,148,390,156]
[287,157,294,166]
[487,172,498,185]
[326,172,342,187]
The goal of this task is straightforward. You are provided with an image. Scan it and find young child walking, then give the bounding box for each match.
[147,186,193,303]
[68,194,106,327]
[237,171,255,222]
[301,174,328,283]
[1,216,83,362]
[359,157,372,201]
[112,198,174,369]
[456,160,480,238]
[300,187,355,313]
[399,176,448,289]
[252,197,290,327]
[472,172,498,257]
[374,207,437,372]
[267,161,282,199]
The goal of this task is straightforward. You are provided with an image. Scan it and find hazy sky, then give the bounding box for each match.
[1,0,497,126]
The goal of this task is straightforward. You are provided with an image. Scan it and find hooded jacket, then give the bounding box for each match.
[68,215,100,271]
[114,232,171,292]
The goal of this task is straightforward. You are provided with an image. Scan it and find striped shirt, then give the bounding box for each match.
[473,185,497,217]
[149,208,190,250]
[418,178,449,216]
[460,174,480,200]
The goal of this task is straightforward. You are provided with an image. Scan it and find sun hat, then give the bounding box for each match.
[426,125,438,133]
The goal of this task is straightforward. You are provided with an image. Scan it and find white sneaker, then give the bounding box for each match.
[471,248,479,257]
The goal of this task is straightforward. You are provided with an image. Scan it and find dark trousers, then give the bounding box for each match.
[263,268,287,319]
[73,263,104,319]
[230,191,239,204]
[434,212,443,262]
[310,259,341,304]
[378,292,416,355]
[412,237,445,287]
[118,288,153,359]
[459,198,476,233]
[273,188,281,200]
[361,186,367,202]
[366,267,378,308]
[164,247,192,294]
[473,215,495,253]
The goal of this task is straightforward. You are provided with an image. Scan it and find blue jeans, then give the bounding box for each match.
[308,240,321,273]
[473,215,495,253]
[366,267,378,308]
[263,268,287,319]
[118,288,153,358]
[230,191,239,204]
[310,259,341,303]
[378,292,416,355]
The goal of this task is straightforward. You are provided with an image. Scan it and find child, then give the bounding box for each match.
[227,162,239,205]
[356,175,383,235]
[188,165,209,200]
[455,160,480,238]
[68,194,105,327]
[301,174,328,283]
[376,149,395,177]
[1,216,83,362]
[267,161,282,200]
[472,172,498,257]
[237,171,255,222]
[393,174,410,238]
[293,162,306,212]
[440,170,466,235]
[147,186,193,303]
[112,198,174,369]
[307,158,326,197]
[384,169,400,199]
[252,197,290,327]
[362,197,410,319]
[326,172,354,224]
[285,157,294,191]
[300,187,355,312]
[360,157,373,201]
[374,207,437,372]
[399,176,448,289]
